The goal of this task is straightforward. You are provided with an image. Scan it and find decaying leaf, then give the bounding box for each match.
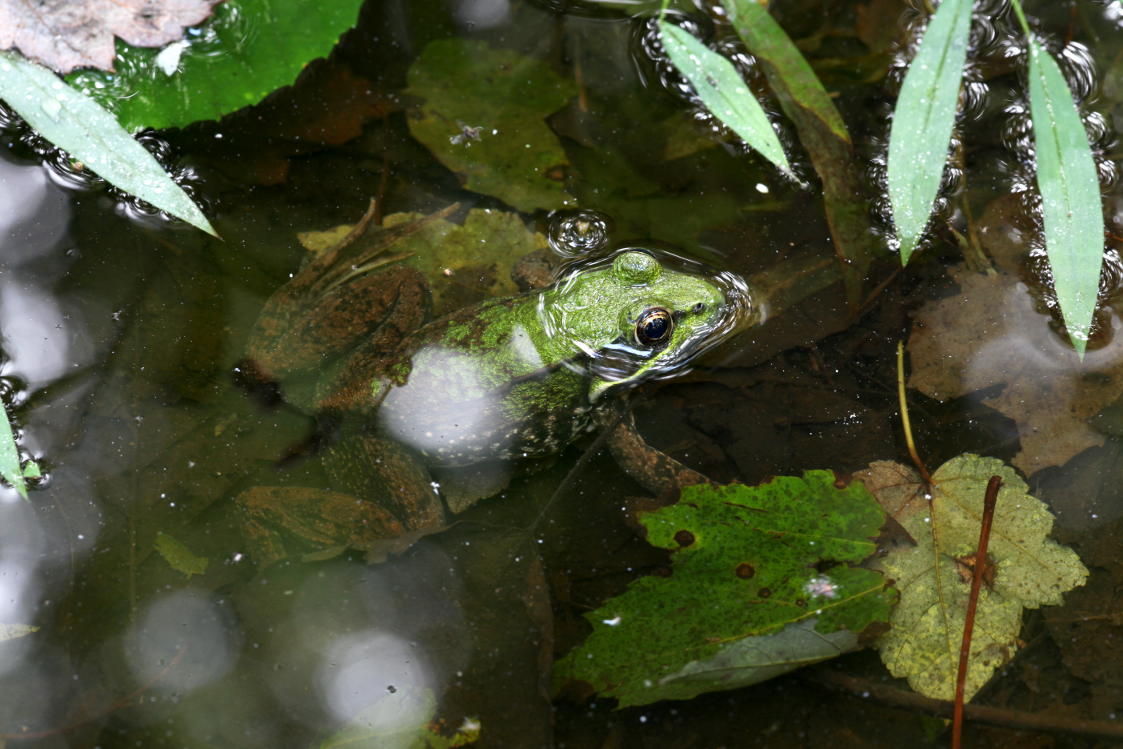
[1,0,222,73]
[405,39,576,213]
[554,473,896,707]
[860,454,1087,702]
[0,622,38,641]
[908,264,1123,474]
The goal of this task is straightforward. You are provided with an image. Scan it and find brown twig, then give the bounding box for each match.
[811,668,1123,740]
[951,475,1001,749]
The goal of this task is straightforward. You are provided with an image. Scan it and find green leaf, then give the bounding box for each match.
[0,51,216,235]
[554,473,896,707]
[0,400,28,499]
[66,0,366,132]
[406,39,576,213]
[657,21,792,176]
[886,0,973,264]
[154,531,209,577]
[1009,0,1104,355]
[720,0,878,291]
[862,455,1088,702]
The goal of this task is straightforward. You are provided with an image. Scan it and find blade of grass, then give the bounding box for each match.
[657,20,793,176]
[0,402,27,499]
[0,50,217,237]
[1010,0,1103,355]
[720,0,877,298]
[886,0,973,264]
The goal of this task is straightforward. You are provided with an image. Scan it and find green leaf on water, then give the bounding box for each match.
[0,51,216,236]
[0,400,28,499]
[154,531,209,577]
[886,0,973,264]
[657,20,792,176]
[554,473,896,707]
[406,39,576,213]
[66,0,367,132]
[1010,0,1104,355]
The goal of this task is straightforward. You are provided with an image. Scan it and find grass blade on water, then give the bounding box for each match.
[886,0,973,264]
[657,20,792,177]
[1011,0,1103,355]
[0,50,217,237]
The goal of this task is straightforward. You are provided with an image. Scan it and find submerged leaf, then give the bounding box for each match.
[68,0,367,131]
[0,0,220,73]
[1022,34,1104,355]
[154,531,209,577]
[887,0,973,263]
[0,50,216,235]
[406,39,576,213]
[862,454,1087,701]
[554,473,896,707]
[657,21,792,175]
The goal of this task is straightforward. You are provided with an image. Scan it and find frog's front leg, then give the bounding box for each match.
[604,409,711,497]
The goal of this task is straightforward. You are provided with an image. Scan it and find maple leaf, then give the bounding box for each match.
[0,0,222,73]
[859,454,1087,701]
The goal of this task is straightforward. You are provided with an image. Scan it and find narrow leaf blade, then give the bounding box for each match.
[886,0,973,264]
[0,51,216,236]
[0,402,28,500]
[1026,42,1104,355]
[658,21,792,176]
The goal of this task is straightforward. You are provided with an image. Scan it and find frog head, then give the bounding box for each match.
[537,249,747,401]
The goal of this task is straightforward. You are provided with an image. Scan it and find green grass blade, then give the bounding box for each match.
[886,0,973,264]
[1024,40,1104,355]
[658,21,792,176]
[0,402,27,500]
[0,51,216,236]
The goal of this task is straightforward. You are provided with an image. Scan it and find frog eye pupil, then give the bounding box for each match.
[636,307,673,346]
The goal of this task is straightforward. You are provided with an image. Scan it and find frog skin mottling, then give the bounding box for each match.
[237,209,737,565]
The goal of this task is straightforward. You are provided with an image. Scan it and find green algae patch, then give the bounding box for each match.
[406,39,576,213]
[860,454,1088,702]
[554,472,896,707]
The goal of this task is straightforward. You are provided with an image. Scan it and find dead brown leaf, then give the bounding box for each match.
[909,264,1123,475]
[1,0,222,73]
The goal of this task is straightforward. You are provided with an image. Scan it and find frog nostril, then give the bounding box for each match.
[692,302,706,314]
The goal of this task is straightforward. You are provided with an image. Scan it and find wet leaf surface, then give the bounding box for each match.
[861,454,1087,701]
[554,473,895,707]
[908,264,1123,475]
[0,0,220,73]
[406,39,576,213]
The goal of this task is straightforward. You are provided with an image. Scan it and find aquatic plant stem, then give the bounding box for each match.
[896,340,932,485]
[951,475,1001,749]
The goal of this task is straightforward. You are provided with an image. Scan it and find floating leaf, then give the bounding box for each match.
[886,0,973,263]
[1010,0,1104,355]
[406,39,576,213]
[0,400,28,499]
[657,20,792,176]
[0,622,38,641]
[720,0,877,286]
[154,531,209,577]
[554,473,896,707]
[861,454,1087,701]
[1,0,220,73]
[67,0,367,131]
[0,50,216,235]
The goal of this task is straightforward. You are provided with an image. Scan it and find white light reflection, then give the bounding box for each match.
[0,496,46,678]
[317,630,434,743]
[452,0,510,28]
[123,589,238,693]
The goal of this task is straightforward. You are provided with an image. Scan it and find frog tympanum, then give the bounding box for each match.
[236,206,747,566]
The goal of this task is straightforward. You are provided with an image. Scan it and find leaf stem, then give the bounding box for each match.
[896,340,932,485]
[951,474,1001,749]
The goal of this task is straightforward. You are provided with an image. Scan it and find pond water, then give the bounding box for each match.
[2,0,1123,746]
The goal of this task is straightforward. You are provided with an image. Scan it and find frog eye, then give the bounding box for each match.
[635,307,673,346]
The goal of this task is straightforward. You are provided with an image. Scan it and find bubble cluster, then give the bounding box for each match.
[547,209,612,257]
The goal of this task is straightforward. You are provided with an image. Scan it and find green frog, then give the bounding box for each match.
[236,205,747,566]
